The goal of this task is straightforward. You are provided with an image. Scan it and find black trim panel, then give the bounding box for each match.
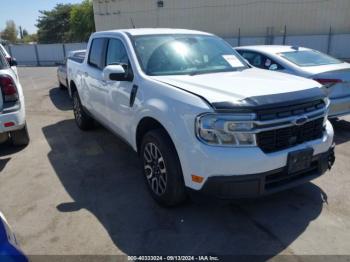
[212,88,326,112]
[196,146,335,199]
[130,85,138,107]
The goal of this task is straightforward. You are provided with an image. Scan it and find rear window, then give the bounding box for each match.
[280,50,342,67]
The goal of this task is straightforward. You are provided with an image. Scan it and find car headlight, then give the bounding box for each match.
[195,113,257,146]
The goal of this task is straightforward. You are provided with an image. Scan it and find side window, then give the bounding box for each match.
[239,51,284,71]
[106,39,129,66]
[88,38,106,69]
[239,51,256,64]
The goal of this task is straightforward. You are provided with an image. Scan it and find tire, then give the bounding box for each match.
[72,91,94,130]
[140,129,187,206]
[11,124,30,146]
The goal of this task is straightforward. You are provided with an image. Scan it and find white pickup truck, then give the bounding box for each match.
[67,29,335,206]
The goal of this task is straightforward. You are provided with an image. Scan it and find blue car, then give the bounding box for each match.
[0,212,28,262]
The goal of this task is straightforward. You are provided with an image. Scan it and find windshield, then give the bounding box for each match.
[280,50,343,67]
[133,34,248,76]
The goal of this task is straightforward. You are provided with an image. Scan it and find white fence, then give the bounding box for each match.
[4,33,350,66]
[6,43,87,66]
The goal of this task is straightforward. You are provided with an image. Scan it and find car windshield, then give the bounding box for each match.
[280,50,343,67]
[133,34,248,76]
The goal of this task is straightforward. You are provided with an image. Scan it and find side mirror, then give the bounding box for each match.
[269,64,278,71]
[103,64,131,81]
[7,57,17,67]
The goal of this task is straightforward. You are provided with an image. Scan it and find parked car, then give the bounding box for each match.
[57,50,86,89]
[0,212,28,261]
[67,29,335,206]
[236,45,350,118]
[0,47,29,146]
[0,44,18,77]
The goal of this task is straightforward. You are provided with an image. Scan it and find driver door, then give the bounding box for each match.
[104,38,135,141]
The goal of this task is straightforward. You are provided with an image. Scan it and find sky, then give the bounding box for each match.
[0,0,83,34]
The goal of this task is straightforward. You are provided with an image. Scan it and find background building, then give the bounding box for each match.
[93,0,350,37]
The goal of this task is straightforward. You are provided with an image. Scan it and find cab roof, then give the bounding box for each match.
[93,28,213,37]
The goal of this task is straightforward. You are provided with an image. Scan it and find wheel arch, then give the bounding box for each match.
[69,80,77,98]
[135,117,176,155]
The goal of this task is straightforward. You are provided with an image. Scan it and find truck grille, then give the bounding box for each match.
[257,118,324,153]
[256,100,325,121]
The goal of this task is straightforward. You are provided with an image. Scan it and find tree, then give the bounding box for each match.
[68,0,95,42]
[22,29,29,38]
[1,20,18,43]
[23,33,38,44]
[36,4,73,43]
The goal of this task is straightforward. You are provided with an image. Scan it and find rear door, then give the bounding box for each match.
[85,38,109,123]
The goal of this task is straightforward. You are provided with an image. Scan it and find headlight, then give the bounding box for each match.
[195,113,257,146]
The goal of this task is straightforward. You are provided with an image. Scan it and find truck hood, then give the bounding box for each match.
[151,68,325,110]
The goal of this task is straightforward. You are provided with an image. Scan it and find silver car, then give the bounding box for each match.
[236,45,350,118]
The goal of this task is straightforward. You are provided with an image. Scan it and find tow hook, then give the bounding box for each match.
[328,143,335,170]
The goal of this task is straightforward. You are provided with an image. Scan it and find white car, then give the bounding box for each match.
[0,46,29,146]
[0,44,18,77]
[67,29,334,206]
[236,45,350,118]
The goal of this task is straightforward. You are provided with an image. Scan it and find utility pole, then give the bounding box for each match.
[19,26,23,39]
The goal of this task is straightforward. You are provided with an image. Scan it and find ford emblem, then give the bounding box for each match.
[293,115,308,126]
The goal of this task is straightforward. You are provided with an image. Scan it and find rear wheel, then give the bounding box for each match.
[141,129,187,206]
[72,91,94,130]
[11,124,30,146]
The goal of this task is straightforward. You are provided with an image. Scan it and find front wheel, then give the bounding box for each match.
[11,124,30,146]
[141,129,187,206]
[72,91,94,130]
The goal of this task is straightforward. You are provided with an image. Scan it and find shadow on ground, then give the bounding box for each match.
[331,118,350,145]
[0,158,10,172]
[0,139,27,158]
[42,118,327,257]
[49,87,72,111]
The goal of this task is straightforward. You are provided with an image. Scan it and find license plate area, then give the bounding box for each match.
[287,148,314,174]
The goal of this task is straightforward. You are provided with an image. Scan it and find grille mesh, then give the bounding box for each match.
[257,118,324,153]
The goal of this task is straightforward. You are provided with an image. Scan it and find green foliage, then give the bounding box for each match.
[22,29,29,38]
[1,20,18,43]
[68,0,95,42]
[36,4,73,43]
[36,0,95,44]
[2,1,95,44]
[22,33,38,44]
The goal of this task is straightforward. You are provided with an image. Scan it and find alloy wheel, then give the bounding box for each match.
[143,142,168,196]
[73,94,82,125]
